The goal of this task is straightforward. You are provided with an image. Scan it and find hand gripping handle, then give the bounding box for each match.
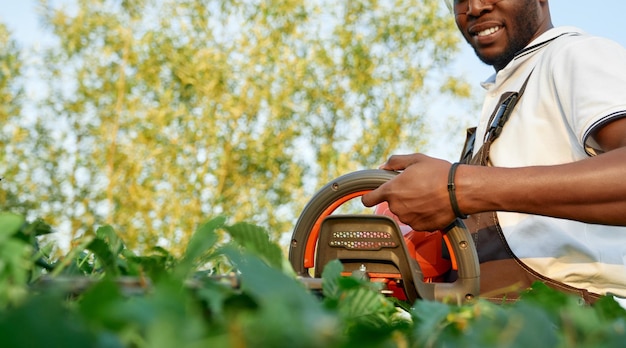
[288,169,480,302]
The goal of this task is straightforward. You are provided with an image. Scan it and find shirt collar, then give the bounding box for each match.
[480,26,585,88]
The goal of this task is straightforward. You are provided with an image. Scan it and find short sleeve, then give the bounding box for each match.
[549,36,626,155]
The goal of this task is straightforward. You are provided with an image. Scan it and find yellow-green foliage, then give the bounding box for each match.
[1,0,468,255]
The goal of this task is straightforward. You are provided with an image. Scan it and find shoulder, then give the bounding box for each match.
[540,27,626,69]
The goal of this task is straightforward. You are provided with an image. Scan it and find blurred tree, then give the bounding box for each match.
[0,24,31,213]
[0,24,21,125]
[1,0,471,255]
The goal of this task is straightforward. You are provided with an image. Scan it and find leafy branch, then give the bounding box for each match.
[0,212,625,347]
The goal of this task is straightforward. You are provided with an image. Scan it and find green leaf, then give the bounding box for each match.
[78,278,125,330]
[0,212,24,243]
[221,246,339,347]
[0,293,105,348]
[411,300,453,346]
[519,281,577,308]
[96,225,125,255]
[338,286,395,324]
[223,222,284,270]
[125,248,174,280]
[87,237,121,277]
[0,238,32,307]
[141,277,210,348]
[178,216,224,274]
[21,218,53,237]
[222,246,316,306]
[466,301,559,348]
[321,259,343,300]
[593,295,626,321]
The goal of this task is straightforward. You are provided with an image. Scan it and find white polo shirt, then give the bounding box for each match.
[473,27,626,297]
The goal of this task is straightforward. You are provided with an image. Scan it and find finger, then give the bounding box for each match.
[377,162,393,170]
[381,153,425,171]
[361,186,386,207]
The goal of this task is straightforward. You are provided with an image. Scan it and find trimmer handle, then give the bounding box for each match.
[288,169,480,303]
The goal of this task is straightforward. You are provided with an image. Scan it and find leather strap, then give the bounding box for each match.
[458,70,601,304]
[466,70,533,166]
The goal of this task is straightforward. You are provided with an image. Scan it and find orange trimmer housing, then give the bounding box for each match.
[288,169,479,304]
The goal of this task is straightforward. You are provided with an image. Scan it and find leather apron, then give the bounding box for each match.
[457,73,601,304]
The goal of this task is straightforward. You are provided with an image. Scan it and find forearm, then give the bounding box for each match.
[456,147,626,225]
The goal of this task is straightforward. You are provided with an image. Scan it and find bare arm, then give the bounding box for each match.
[362,117,626,231]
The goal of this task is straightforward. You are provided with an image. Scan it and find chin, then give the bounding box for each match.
[474,48,511,70]
[474,49,497,65]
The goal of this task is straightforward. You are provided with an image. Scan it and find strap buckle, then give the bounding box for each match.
[484,92,519,143]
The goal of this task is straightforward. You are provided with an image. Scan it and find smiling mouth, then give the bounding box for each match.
[475,26,501,37]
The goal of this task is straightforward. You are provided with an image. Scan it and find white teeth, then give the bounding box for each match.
[476,26,500,37]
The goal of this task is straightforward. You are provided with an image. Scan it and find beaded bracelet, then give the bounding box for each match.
[447,162,468,219]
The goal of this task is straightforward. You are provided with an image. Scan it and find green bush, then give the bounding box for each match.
[0,212,625,347]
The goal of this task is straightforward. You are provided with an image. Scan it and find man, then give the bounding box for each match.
[362,0,626,302]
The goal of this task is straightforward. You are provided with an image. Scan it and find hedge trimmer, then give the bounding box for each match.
[288,169,480,304]
[28,169,480,305]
